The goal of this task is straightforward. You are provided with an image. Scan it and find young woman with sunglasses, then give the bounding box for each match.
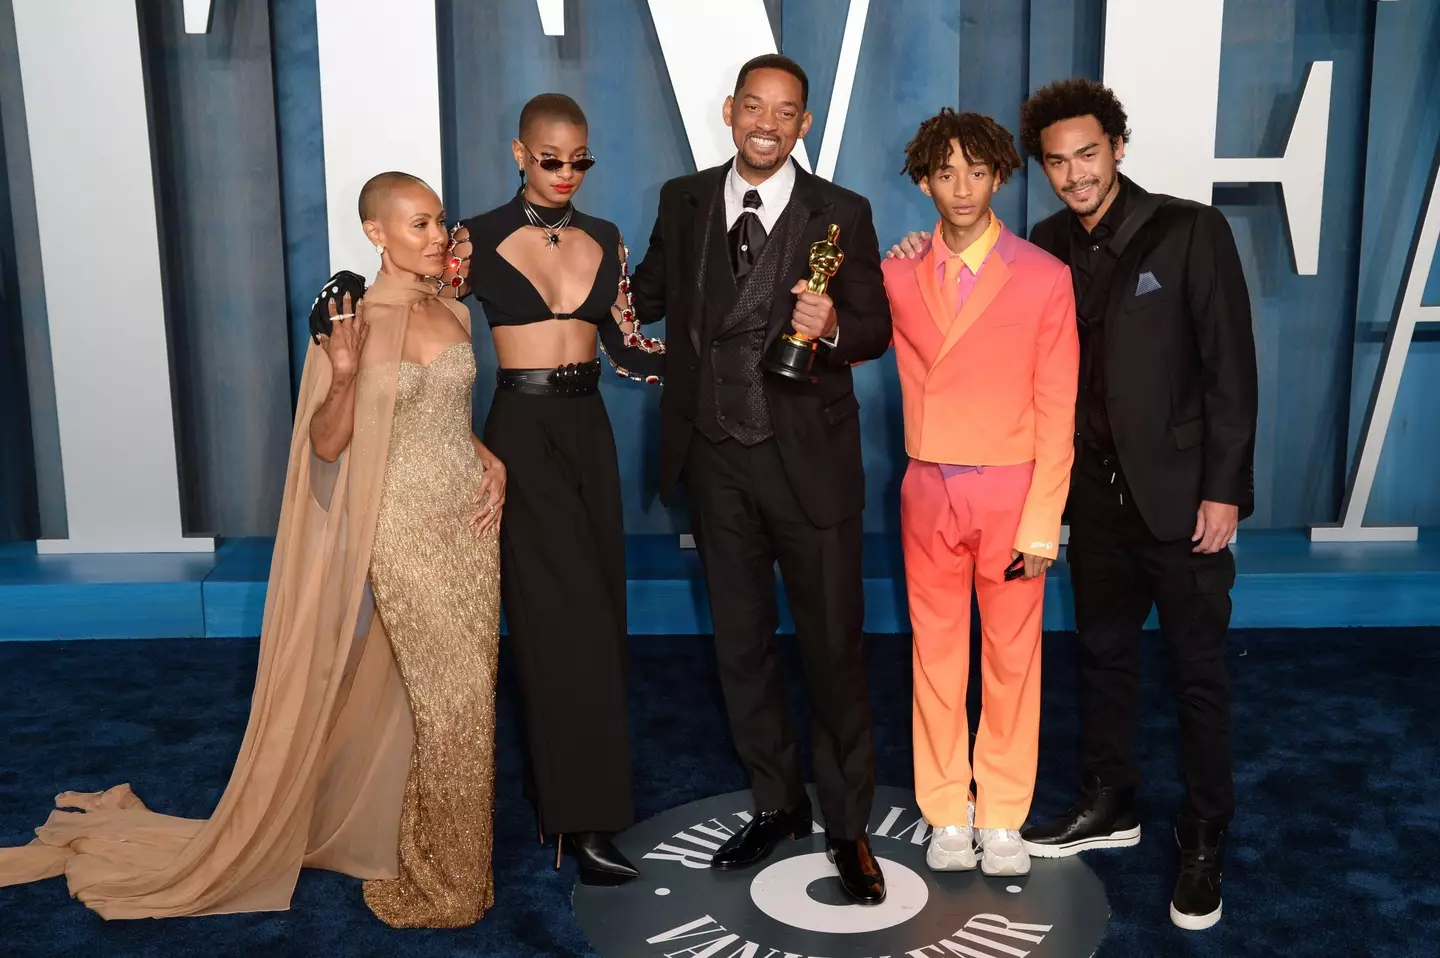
[436,93,665,886]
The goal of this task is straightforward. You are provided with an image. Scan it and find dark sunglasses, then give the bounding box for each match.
[525,145,596,173]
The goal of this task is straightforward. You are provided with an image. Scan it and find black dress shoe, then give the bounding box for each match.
[561,831,640,886]
[711,798,812,871]
[1021,772,1141,858]
[1170,814,1225,930]
[826,834,886,904]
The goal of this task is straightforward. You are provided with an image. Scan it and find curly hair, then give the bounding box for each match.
[900,108,1022,185]
[1019,78,1130,161]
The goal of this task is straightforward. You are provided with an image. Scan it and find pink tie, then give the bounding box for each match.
[942,257,964,325]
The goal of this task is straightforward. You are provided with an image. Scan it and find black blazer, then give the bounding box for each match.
[629,160,892,528]
[1029,178,1258,541]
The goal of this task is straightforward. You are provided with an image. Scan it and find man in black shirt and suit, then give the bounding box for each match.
[628,54,893,904]
[885,77,1259,927]
[1016,79,1258,931]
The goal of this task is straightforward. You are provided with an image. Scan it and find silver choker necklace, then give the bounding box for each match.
[522,198,573,249]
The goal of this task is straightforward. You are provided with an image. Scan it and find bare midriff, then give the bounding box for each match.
[491,320,600,369]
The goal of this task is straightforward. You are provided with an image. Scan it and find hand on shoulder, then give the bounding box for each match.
[885,231,931,260]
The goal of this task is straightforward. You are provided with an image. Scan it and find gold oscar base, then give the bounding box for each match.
[763,334,819,384]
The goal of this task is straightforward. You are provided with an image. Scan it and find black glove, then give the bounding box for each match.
[309,270,367,344]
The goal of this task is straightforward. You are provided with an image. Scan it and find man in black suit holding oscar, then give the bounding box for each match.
[628,54,893,904]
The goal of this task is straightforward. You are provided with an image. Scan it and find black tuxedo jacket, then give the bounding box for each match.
[629,159,892,528]
[1029,178,1258,541]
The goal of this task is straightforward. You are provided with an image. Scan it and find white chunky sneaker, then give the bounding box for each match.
[977,828,1031,876]
[925,802,977,872]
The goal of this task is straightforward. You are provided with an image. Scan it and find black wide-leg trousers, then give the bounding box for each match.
[684,434,876,840]
[484,388,633,834]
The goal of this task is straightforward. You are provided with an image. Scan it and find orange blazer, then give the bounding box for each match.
[881,224,1079,559]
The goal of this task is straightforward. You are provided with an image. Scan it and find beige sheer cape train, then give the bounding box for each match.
[0,274,469,917]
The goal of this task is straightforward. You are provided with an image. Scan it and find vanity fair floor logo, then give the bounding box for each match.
[572,786,1109,957]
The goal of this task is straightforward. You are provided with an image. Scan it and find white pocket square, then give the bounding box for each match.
[1136,271,1162,296]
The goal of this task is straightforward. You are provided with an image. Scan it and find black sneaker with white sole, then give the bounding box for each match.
[1020,772,1142,858]
[1170,814,1225,931]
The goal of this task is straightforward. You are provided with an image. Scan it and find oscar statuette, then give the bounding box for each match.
[763,223,844,383]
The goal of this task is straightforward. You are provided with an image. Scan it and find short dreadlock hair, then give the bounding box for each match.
[1019,78,1131,161]
[900,109,1022,185]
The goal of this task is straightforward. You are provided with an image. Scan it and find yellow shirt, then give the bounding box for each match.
[934,212,1002,327]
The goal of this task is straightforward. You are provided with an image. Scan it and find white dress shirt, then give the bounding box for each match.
[724,156,796,234]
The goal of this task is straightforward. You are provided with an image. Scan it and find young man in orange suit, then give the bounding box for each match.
[880,109,1078,877]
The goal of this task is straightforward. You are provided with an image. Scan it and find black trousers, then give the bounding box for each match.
[1066,448,1235,823]
[684,434,876,840]
[484,388,633,834]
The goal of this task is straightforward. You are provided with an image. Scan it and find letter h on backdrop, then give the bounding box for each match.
[1067,0,1335,546]
[1108,0,1439,544]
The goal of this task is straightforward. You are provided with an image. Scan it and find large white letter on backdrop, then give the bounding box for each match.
[645,0,870,181]
[1310,149,1439,542]
[315,0,445,276]
[1102,0,1332,275]
[12,1,209,553]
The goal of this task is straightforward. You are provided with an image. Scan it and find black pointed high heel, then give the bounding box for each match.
[554,831,639,885]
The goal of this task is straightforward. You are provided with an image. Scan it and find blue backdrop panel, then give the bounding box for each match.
[3,0,1440,542]
[270,0,330,395]
[1346,0,1440,527]
[436,0,697,534]
[0,57,37,542]
[140,0,294,537]
[1214,0,1371,527]
[788,0,966,530]
[0,0,63,542]
[1024,0,1105,228]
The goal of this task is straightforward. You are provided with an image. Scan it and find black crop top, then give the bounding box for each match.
[461,194,619,327]
[458,195,665,382]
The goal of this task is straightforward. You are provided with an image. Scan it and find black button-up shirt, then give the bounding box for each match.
[1068,177,1131,455]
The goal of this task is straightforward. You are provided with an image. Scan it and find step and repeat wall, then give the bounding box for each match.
[0,0,1436,550]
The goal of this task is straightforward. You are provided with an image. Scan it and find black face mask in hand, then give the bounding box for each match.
[309,270,368,344]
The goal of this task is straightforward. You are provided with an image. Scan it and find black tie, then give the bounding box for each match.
[729,189,767,279]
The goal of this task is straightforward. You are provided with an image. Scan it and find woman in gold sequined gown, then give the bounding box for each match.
[0,173,503,930]
[344,175,504,928]
[357,330,501,927]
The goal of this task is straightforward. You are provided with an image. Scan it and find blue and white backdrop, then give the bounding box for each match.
[0,0,1437,550]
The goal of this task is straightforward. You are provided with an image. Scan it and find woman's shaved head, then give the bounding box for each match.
[358,171,433,222]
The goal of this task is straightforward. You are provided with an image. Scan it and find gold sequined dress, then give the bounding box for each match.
[362,340,501,928]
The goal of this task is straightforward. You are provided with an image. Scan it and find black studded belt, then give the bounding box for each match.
[496,359,601,396]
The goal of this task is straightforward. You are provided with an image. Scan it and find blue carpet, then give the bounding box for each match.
[1,628,1437,956]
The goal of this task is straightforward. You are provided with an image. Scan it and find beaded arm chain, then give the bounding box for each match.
[438,224,471,298]
[601,238,665,384]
